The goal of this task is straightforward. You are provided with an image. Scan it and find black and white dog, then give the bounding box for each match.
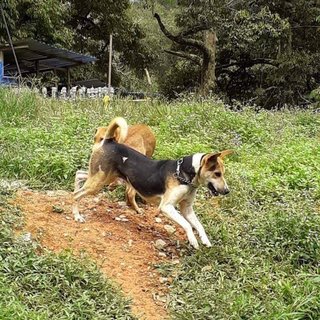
[73,117,233,249]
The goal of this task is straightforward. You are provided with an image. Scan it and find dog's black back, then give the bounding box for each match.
[100,139,177,197]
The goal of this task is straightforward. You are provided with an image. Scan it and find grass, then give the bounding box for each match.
[0,87,319,319]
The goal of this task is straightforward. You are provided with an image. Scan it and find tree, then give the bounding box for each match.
[67,0,153,85]
[152,0,320,107]
[154,12,217,96]
[153,0,227,96]
[0,0,73,46]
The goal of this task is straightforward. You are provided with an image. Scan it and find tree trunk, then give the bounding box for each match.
[154,13,217,97]
[199,30,217,96]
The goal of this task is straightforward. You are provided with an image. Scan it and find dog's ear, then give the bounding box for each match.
[202,150,234,167]
[202,152,221,167]
[219,149,234,158]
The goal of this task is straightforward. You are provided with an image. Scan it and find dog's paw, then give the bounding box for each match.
[200,236,212,247]
[188,237,200,250]
[203,240,212,248]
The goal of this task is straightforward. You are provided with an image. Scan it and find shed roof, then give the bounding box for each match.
[0,39,96,75]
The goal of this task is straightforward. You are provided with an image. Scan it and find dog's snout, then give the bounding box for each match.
[223,187,230,195]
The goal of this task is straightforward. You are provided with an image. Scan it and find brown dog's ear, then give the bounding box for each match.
[219,150,234,158]
[202,152,221,167]
[202,150,234,166]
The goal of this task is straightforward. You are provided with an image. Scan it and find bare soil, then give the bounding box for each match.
[13,189,187,320]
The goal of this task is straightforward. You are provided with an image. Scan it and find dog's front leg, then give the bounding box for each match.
[160,203,199,249]
[180,200,212,247]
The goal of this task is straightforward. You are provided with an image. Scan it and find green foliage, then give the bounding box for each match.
[310,87,320,107]
[68,0,153,83]
[0,0,73,46]
[158,60,199,98]
[0,192,135,320]
[153,0,320,107]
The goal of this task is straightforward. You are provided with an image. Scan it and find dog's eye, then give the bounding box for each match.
[215,172,221,177]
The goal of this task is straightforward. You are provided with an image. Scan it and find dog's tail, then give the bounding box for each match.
[104,117,128,143]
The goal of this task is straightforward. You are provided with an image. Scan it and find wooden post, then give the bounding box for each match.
[67,67,71,94]
[35,60,39,78]
[144,68,153,102]
[1,5,21,78]
[144,68,151,86]
[108,34,113,90]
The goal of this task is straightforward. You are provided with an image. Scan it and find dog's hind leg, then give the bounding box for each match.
[73,171,111,222]
[180,199,212,247]
[74,170,88,192]
[125,184,144,214]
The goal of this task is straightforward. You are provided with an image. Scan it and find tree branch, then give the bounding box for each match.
[164,50,202,65]
[179,24,211,37]
[217,58,279,71]
[154,13,209,55]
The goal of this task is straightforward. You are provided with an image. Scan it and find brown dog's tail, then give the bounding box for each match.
[104,117,128,143]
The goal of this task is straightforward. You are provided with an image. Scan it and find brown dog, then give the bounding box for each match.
[74,121,156,221]
[93,124,155,157]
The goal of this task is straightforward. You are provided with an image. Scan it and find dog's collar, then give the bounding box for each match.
[174,158,198,188]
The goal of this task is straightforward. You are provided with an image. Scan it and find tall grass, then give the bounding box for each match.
[0,87,320,319]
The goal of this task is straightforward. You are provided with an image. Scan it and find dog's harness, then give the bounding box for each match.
[174,158,198,188]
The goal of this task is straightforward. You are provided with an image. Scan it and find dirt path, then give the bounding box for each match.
[13,190,187,320]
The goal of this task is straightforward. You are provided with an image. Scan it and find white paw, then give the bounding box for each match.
[188,235,199,249]
[200,235,212,247]
[203,239,212,247]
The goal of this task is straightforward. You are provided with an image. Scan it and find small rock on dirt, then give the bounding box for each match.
[154,239,167,250]
[52,205,64,214]
[164,224,176,234]
[155,217,162,223]
[115,214,129,222]
[0,179,27,191]
[159,277,168,284]
[46,190,69,197]
[19,232,32,242]
[153,294,168,304]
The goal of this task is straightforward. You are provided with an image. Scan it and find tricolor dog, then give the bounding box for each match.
[73,117,233,249]
[74,119,156,217]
